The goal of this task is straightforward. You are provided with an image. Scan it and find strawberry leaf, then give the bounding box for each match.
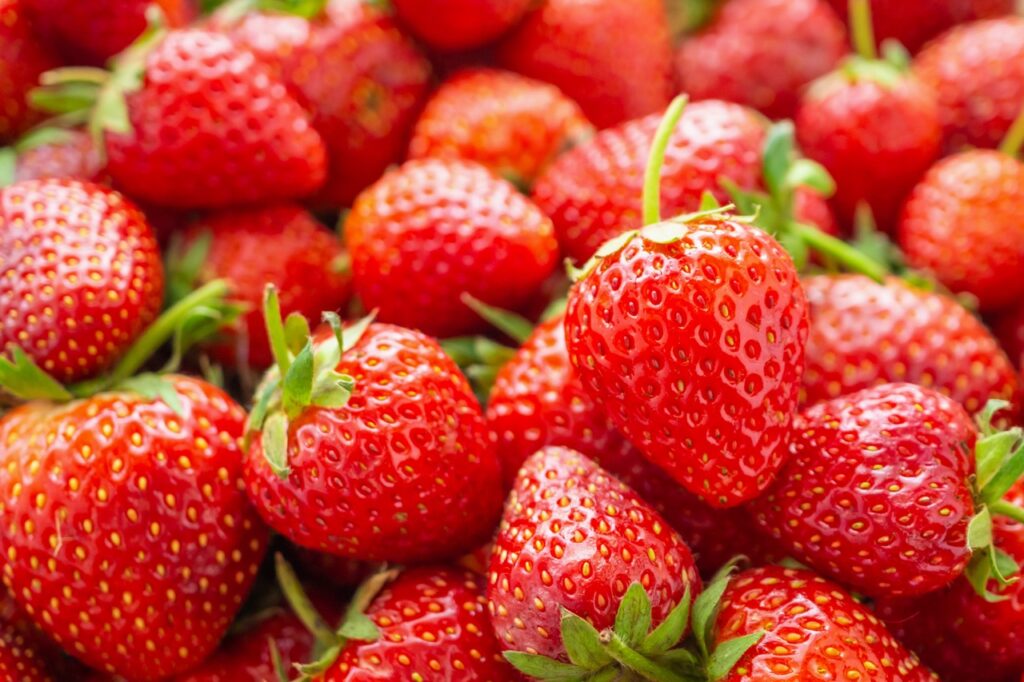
[641,585,691,656]
[281,340,314,418]
[692,559,740,658]
[261,412,291,479]
[979,429,1024,505]
[117,373,184,416]
[762,121,794,198]
[614,583,652,648]
[0,147,14,187]
[0,346,73,402]
[706,631,764,682]
[503,652,590,680]
[968,507,995,551]
[461,293,533,344]
[560,608,612,669]
[783,158,834,196]
[284,313,311,356]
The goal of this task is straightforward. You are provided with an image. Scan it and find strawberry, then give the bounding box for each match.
[913,17,1024,151]
[392,0,531,52]
[713,566,936,681]
[344,159,558,338]
[0,0,60,143]
[224,0,431,209]
[0,179,163,385]
[287,546,378,590]
[801,274,1020,418]
[676,0,847,120]
[408,68,593,189]
[171,203,352,371]
[495,0,673,129]
[897,149,1024,312]
[1,129,105,186]
[244,295,504,564]
[994,302,1024,369]
[0,609,55,682]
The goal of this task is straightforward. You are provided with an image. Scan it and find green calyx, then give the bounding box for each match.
[830,0,910,88]
[506,561,763,682]
[214,0,329,24]
[998,103,1024,159]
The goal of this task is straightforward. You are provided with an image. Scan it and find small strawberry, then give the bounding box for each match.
[801,274,1020,418]
[676,0,847,120]
[0,129,105,186]
[913,16,1024,151]
[344,159,558,338]
[392,0,531,52]
[496,0,673,129]
[408,68,593,189]
[0,0,60,143]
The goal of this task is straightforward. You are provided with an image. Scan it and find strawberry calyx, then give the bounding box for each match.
[214,0,329,25]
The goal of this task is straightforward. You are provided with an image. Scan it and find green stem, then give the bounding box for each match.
[789,222,888,282]
[998,102,1024,159]
[263,285,292,378]
[849,0,877,60]
[602,632,691,682]
[991,500,1024,525]
[642,95,688,226]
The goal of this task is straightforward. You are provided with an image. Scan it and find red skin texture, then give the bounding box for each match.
[564,219,809,508]
[184,203,352,370]
[913,17,1024,151]
[345,159,558,338]
[227,0,431,209]
[898,150,1024,312]
[993,301,1024,369]
[796,75,942,232]
[106,29,327,209]
[487,447,701,660]
[326,566,514,680]
[752,383,977,599]
[392,0,531,52]
[0,377,269,680]
[495,0,673,129]
[246,324,503,564]
[716,566,936,682]
[0,0,60,142]
[287,545,378,589]
[14,131,106,184]
[408,68,594,188]
[801,274,1020,419]
[0,620,54,682]
[676,0,847,120]
[0,179,164,384]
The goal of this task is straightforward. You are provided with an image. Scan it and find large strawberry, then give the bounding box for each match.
[344,159,558,338]
[0,0,60,143]
[223,0,431,209]
[496,0,673,129]
[408,68,593,189]
[676,0,847,120]
[392,0,531,52]
[0,179,163,385]
[801,274,1020,418]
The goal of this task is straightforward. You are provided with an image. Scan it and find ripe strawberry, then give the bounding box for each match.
[913,17,1024,151]
[898,149,1024,311]
[0,179,163,385]
[714,566,935,681]
[392,0,531,52]
[994,302,1024,369]
[287,546,378,590]
[801,274,1020,418]
[408,68,593,189]
[0,611,55,682]
[5,129,105,185]
[0,0,60,143]
[496,0,673,129]
[173,203,352,371]
[676,0,847,120]
[344,159,558,338]
[224,0,431,209]
[244,303,504,564]
[0,374,269,680]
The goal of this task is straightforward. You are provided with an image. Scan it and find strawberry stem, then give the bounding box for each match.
[642,95,688,226]
[848,0,877,60]
[998,103,1024,159]
[600,631,691,682]
[789,222,888,282]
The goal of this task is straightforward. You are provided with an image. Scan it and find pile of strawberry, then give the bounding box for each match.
[0,0,1023,680]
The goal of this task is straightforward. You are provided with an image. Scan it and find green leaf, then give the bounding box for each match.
[311,372,354,409]
[977,399,1011,436]
[991,546,1020,585]
[336,611,378,641]
[503,652,590,680]
[461,293,534,344]
[561,609,613,669]
[281,341,314,417]
[614,583,652,648]
[284,313,311,356]
[117,374,184,416]
[762,122,795,198]
[0,346,73,402]
[979,432,1024,505]
[642,585,691,655]
[0,147,16,187]
[339,312,375,354]
[783,158,835,197]
[967,507,994,551]
[706,631,765,682]
[699,190,722,211]
[976,430,1018,490]
[261,412,291,479]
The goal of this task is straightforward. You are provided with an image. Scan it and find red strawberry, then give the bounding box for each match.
[244,305,504,564]
[913,17,1024,151]
[408,68,593,189]
[898,149,1024,311]
[0,179,163,384]
[676,0,847,120]
[496,0,673,129]
[801,274,1020,418]
[224,0,431,209]
[344,159,558,338]
[0,608,56,682]
[6,129,105,185]
[392,0,531,52]
[0,0,60,142]
[173,203,352,371]
[287,546,378,590]
[994,302,1024,369]
[714,566,936,681]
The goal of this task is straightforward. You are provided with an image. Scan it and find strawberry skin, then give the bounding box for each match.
[487,447,701,660]
[0,179,164,384]
[676,0,847,120]
[801,274,1020,418]
[13,130,106,185]
[715,566,935,681]
[994,302,1024,369]
[0,615,54,682]
[408,68,593,189]
[106,29,327,209]
[0,376,269,680]
[565,218,809,507]
[392,0,531,52]
[0,0,60,142]
[345,159,558,338]
[898,150,1024,312]
[496,0,673,129]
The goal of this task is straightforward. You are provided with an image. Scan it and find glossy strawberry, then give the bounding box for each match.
[344,159,558,338]
[392,0,530,52]
[225,0,431,209]
[0,179,163,384]
[8,130,105,185]
[898,150,1024,311]
[801,274,1020,418]
[408,68,593,189]
[913,17,1024,151]
[714,566,935,681]
[0,0,60,142]
[496,0,673,129]
[676,0,847,120]
[0,375,269,680]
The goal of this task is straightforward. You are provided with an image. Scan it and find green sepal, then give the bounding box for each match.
[561,609,613,669]
[698,190,722,211]
[762,121,794,198]
[881,39,911,70]
[261,412,291,479]
[0,346,73,402]
[293,643,341,678]
[654,647,701,670]
[0,147,14,187]
[503,652,590,680]
[116,373,184,417]
[967,507,994,552]
[966,545,1021,602]
[541,296,568,323]
[692,559,741,658]
[978,430,1024,505]
[160,300,242,375]
[268,638,290,682]
[785,158,834,196]
[706,631,765,682]
[461,293,534,344]
[164,230,212,306]
[441,335,516,405]
[246,376,281,439]
[275,553,339,648]
[614,583,652,649]
[281,340,314,418]
[641,585,691,656]
[284,313,311,356]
